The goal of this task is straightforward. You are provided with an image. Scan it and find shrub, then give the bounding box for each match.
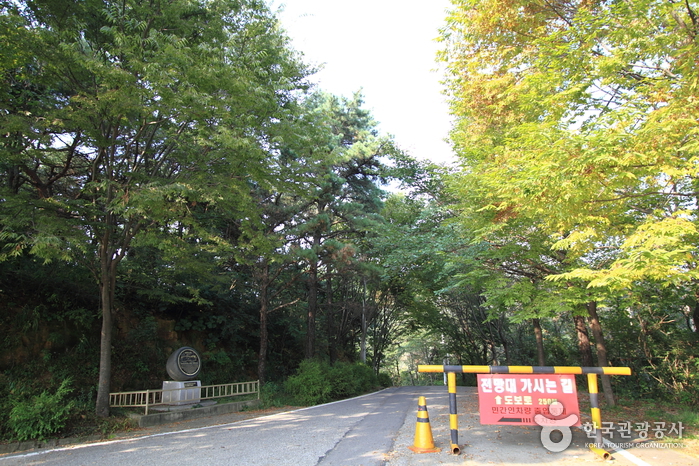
[377,372,393,387]
[8,378,76,441]
[329,362,379,399]
[259,381,297,408]
[284,360,380,406]
[284,360,332,405]
[328,362,359,399]
[647,350,699,407]
[349,363,378,393]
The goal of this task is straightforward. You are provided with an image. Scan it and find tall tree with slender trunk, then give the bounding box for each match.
[290,92,400,360]
[0,0,309,416]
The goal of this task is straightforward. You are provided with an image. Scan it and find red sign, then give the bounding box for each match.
[477,374,581,426]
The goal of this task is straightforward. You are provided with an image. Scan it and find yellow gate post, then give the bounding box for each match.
[587,374,611,459]
[447,372,460,454]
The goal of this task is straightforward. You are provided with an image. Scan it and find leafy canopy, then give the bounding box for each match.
[442,0,699,290]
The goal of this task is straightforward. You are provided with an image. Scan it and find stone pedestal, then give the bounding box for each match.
[162,380,201,405]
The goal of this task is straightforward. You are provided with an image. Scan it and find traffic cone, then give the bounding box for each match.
[408,396,441,453]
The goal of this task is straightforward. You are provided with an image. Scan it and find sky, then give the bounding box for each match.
[269,0,456,166]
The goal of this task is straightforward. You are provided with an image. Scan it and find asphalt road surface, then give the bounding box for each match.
[1,386,696,466]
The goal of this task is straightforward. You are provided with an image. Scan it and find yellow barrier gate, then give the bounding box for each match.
[418,365,631,458]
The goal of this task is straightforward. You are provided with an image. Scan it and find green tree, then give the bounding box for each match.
[0,0,308,416]
[289,92,399,360]
[363,167,457,372]
[441,0,699,404]
[441,0,699,291]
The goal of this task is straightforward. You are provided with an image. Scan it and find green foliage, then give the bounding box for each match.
[198,349,254,386]
[0,375,11,440]
[328,362,377,399]
[283,360,379,406]
[0,0,420,424]
[284,359,333,405]
[259,381,296,408]
[644,344,699,407]
[1,0,313,416]
[377,372,393,388]
[8,378,76,441]
[434,0,699,416]
[443,0,699,291]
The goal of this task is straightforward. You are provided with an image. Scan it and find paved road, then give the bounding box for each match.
[1,386,696,466]
[1,387,415,466]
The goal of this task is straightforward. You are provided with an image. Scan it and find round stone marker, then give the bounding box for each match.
[166,347,202,381]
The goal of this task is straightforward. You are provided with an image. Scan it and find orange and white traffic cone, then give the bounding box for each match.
[408,396,441,453]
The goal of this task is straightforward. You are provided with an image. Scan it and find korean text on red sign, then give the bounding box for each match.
[477,374,581,426]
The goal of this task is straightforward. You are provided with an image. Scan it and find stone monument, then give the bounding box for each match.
[162,347,202,405]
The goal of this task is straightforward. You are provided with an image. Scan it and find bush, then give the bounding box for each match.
[259,381,297,408]
[377,372,393,387]
[647,350,699,407]
[284,360,379,406]
[284,360,332,405]
[328,362,359,399]
[329,362,378,399]
[8,378,76,441]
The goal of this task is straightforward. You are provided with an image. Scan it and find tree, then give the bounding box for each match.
[363,179,457,372]
[441,0,699,403]
[441,0,699,289]
[0,0,308,416]
[233,181,306,385]
[288,92,399,360]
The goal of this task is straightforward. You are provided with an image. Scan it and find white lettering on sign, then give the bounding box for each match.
[477,374,581,427]
[561,378,574,394]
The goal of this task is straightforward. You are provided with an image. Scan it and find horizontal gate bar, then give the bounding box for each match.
[418,365,631,375]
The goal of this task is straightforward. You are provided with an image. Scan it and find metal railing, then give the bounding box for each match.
[110,380,259,415]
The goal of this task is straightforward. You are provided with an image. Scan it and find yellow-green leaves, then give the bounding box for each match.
[443,0,699,293]
[552,214,699,289]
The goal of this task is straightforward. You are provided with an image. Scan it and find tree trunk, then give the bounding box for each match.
[533,318,545,366]
[95,244,116,418]
[257,262,270,385]
[693,300,699,333]
[258,306,268,385]
[360,277,367,363]
[305,232,321,359]
[574,314,594,367]
[326,276,337,364]
[497,318,511,365]
[587,301,615,406]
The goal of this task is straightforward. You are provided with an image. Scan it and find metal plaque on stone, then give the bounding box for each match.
[166,347,202,381]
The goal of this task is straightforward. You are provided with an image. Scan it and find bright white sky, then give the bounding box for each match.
[269,0,456,166]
